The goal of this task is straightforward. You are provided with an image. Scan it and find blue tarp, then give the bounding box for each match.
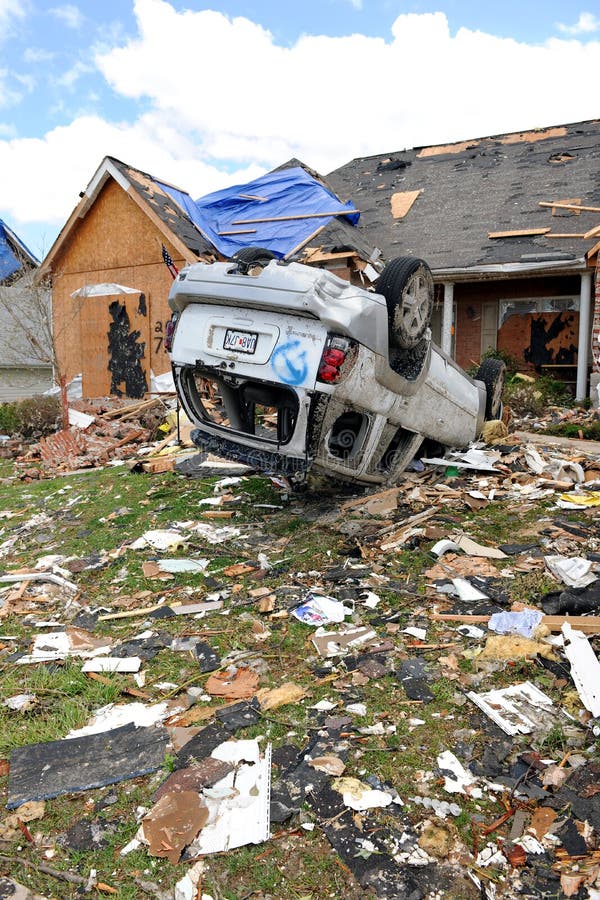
[0,219,38,282]
[156,167,359,260]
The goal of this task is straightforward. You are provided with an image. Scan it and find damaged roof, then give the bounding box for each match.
[0,219,38,284]
[109,158,215,259]
[40,156,378,272]
[39,157,215,277]
[157,164,363,261]
[326,119,600,274]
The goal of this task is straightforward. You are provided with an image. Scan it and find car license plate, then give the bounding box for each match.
[223,329,258,354]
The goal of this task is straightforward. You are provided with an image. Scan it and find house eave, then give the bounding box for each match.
[433,257,588,283]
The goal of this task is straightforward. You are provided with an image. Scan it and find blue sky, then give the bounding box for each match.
[0,0,599,259]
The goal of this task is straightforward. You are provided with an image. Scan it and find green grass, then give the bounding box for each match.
[0,453,594,899]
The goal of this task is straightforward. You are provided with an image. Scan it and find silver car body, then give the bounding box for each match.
[168,259,487,484]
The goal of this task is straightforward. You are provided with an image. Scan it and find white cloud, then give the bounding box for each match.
[24,47,55,63]
[2,1,600,249]
[0,114,263,231]
[0,67,24,107]
[55,60,93,89]
[557,12,600,35]
[0,0,27,40]
[49,3,83,29]
[93,1,600,174]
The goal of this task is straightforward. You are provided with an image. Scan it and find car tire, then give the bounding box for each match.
[476,358,507,420]
[232,246,276,269]
[376,257,434,351]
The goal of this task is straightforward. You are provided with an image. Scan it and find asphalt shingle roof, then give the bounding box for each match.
[326,119,600,272]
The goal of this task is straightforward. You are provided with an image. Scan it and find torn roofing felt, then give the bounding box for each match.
[156,166,360,260]
[326,119,600,270]
[0,218,38,283]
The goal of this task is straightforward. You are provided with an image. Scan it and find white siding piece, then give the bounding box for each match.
[467,681,557,736]
[562,623,600,717]
[186,740,271,855]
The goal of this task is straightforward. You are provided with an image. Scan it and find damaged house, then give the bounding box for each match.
[40,119,600,404]
[0,219,51,402]
[326,119,600,402]
[38,158,377,399]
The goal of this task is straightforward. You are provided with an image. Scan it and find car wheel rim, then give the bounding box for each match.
[400,274,430,339]
[491,375,504,414]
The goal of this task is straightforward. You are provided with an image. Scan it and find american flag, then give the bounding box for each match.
[162,244,179,279]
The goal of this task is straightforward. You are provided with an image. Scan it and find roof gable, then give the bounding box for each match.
[39,156,214,276]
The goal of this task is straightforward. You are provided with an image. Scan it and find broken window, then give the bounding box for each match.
[499,295,579,327]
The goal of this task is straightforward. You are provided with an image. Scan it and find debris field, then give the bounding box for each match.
[0,405,599,899]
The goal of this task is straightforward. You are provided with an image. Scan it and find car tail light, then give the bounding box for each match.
[164,312,180,352]
[317,336,356,384]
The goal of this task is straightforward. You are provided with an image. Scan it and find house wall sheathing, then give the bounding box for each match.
[51,179,180,396]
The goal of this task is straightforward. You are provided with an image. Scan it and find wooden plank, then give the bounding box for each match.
[429,612,600,635]
[232,209,360,225]
[489,228,551,238]
[284,224,326,260]
[303,248,359,264]
[586,238,600,259]
[545,233,587,238]
[583,224,600,239]
[390,189,421,220]
[540,201,600,213]
[217,229,257,236]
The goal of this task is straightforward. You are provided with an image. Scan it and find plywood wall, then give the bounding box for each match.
[50,178,183,396]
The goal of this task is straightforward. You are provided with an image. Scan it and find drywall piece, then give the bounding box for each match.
[451,578,489,601]
[437,750,482,797]
[545,555,597,588]
[466,681,558,736]
[390,189,421,219]
[185,739,271,855]
[66,701,172,737]
[82,656,142,673]
[312,625,377,657]
[455,536,507,559]
[562,623,600,717]
[7,723,169,808]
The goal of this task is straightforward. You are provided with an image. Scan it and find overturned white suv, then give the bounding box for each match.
[166,248,505,485]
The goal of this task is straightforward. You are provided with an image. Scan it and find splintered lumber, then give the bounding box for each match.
[540,201,600,214]
[232,209,360,225]
[488,228,551,239]
[101,398,160,420]
[429,613,600,635]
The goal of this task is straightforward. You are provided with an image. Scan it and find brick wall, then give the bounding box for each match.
[455,300,483,369]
